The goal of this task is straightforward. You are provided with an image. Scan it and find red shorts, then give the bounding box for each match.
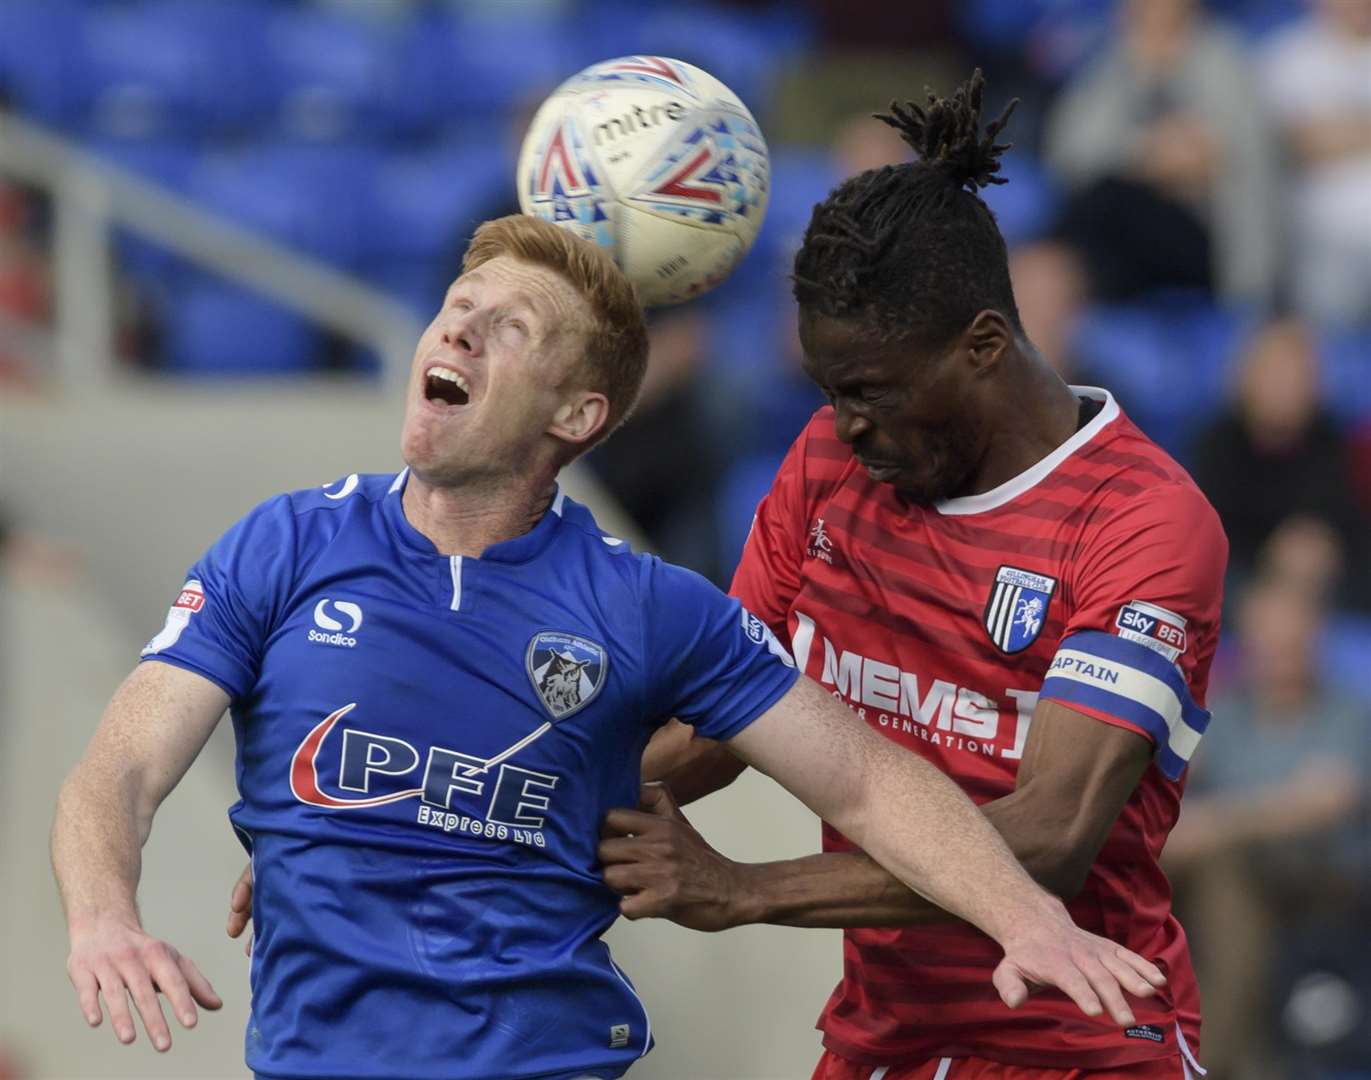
[811,1049,1203,1080]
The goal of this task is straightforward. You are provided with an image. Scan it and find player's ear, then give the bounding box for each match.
[548,390,610,449]
[964,309,1012,375]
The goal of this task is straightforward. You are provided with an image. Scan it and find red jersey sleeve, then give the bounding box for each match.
[728,416,819,641]
[1040,482,1229,779]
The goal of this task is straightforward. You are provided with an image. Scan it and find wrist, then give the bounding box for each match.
[988,889,1071,949]
[723,861,769,928]
[66,905,142,940]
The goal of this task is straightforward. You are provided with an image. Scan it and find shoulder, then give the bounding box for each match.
[281,471,400,517]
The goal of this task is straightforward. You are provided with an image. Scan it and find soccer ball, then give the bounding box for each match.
[516,56,770,307]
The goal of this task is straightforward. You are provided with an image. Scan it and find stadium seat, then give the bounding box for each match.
[716,452,786,571]
[160,278,320,375]
[1321,615,1371,703]
[1320,324,1371,426]
[980,153,1059,247]
[186,142,378,268]
[0,0,91,127]
[1073,298,1253,457]
[363,140,509,264]
[262,6,410,140]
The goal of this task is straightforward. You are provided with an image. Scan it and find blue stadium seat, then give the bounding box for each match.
[1320,324,1371,426]
[716,452,785,572]
[1321,615,1371,701]
[187,142,378,268]
[405,9,575,121]
[161,279,320,375]
[363,140,509,263]
[262,7,410,139]
[0,0,91,127]
[1072,298,1253,457]
[760,148,838,263]
[981,153,1060,247]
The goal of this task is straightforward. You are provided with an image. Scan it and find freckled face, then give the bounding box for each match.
[400,257,590,486]
[798,310,987,505]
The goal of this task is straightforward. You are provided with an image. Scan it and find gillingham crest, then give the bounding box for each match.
[984,565,1057,654]
[525,631,608,721]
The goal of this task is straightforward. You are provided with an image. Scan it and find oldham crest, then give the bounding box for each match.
[984,566,1057,654]
[525,631,608,721]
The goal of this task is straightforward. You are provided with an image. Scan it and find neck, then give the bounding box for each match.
[402,468,557,557]
[968,345,1081,495]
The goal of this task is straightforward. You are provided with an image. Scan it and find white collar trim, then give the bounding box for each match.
[934,386,1118,516]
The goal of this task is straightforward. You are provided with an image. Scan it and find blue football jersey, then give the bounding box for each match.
[139,470,798,1080]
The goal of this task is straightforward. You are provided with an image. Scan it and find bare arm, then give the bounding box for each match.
[52,660,230,1051]
[602,682,1163,1023]
[726,701,1150,927]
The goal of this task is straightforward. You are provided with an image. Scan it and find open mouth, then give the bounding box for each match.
[424,366,470,407]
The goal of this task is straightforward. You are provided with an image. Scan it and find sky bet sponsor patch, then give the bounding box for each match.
[1114,600,1188,662]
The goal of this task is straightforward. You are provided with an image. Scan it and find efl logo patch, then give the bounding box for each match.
[1115,600,1188,662]
[526,631,608,721]
[984,566,1057,654]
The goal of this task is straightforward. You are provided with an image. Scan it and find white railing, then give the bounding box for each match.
[0,114,426,391]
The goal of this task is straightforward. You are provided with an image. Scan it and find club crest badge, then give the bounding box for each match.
[984,565,1057,654]
[525,631,608,721]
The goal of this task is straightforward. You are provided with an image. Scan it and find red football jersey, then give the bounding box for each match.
[730,389,1227,1070]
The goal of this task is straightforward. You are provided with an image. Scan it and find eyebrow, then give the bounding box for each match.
[445,276,544,326]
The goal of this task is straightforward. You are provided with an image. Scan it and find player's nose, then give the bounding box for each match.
[439,312,482,357]
[832,401,871,444]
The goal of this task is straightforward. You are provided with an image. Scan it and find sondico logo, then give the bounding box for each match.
[309,599,363,648]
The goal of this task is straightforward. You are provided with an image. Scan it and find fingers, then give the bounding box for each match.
[227,863,253,938]
[123,966,173,1051]
[67,963,102,1027]
[177,952,223,1011]
[638,781,683,818]
[94,965,138,1045]
[1118,945,1166,989]
[597,836,648,866]
[600,808,660,839]
[145,944,199,1031]
[1077,953,1134,1027]
[1099,946,1163,999]
[991,960,1029,1010]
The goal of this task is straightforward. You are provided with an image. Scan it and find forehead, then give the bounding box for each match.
[798,309,913,382]
[448,256,587,324]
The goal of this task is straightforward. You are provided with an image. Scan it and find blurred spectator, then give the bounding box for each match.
[0,181,51,382]
[1189,317,1369,608]
[1167,575,1371,1078]
[1261,0,1371,324]
[586,307,741,584]
[1008,240,1089,379]
[1044,0,1281,304]
[831,110,913,175]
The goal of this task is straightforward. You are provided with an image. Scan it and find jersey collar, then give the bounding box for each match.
[933,386,1119,516]
[383,467,567,563]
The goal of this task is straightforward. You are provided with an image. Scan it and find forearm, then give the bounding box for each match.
[730,790,1064,929]
[52,764,150,930]
[732,849,948,929]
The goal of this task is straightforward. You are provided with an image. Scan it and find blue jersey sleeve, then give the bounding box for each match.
[139,495,297,701]
[640,557,799,741]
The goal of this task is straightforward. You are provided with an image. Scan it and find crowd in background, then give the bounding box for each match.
[0,1,1368,1077]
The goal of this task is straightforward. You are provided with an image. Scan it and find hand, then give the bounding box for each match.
[993,903,1166,1026]
[226,862,253,956]
[598,783,748,932]
[66,917,222,1051]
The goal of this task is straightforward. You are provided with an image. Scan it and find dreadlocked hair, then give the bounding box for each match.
[793,69,1022,347]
